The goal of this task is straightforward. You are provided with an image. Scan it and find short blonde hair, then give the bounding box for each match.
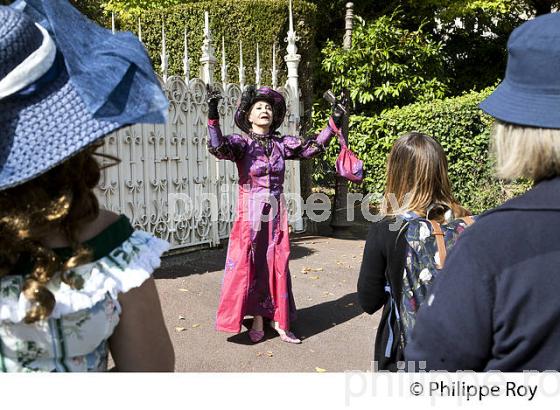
[492,121,560,181]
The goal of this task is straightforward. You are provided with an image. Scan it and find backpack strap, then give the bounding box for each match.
[429,216,475,269]
[428,220,446,269]
[383,217,409,358]
[383,284,401,358]
[460,215,475,226]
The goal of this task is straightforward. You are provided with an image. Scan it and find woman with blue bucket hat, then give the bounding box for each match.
[406,12,560,371]
[0,1,174,371]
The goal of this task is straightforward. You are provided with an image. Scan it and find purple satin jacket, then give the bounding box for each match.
[207,121,335,196]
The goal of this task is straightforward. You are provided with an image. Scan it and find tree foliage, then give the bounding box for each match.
[411,0,559,18]
[100,0,183,19]
[320,12,448,115]
[400,0,560,92]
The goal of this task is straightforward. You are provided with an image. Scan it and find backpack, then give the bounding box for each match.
[384,208,474,358]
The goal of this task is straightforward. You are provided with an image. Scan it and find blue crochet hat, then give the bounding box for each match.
[0,0,168,190]
[480,13,560,128]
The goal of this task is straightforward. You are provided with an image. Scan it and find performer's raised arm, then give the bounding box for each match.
[206,85,247,161]
[283,95,346,160]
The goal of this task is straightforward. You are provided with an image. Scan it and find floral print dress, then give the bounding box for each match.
[0,216,169,372]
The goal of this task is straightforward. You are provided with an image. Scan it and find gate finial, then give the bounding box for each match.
[161,22,169,82]
[239,40,246,89]
[221,37,228,87]
[272,43,278,89]
[284,0,301,92]
[200,11,217,84]
[255,43,262,88]
[183,28,190,83]
[137,18,142,42]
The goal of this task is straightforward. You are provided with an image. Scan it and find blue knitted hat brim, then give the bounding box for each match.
[0,67,120,190]
[0,1,168,190]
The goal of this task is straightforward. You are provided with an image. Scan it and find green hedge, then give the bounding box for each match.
[312,88,530,214]
[118,0,318,87]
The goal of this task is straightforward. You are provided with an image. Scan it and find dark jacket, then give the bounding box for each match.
[358,217,407,371]
[406,177,560,371]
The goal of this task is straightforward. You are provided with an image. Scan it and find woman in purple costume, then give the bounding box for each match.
[207,85,345,343]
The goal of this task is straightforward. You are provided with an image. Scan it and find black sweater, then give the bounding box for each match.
[357,218,407,371]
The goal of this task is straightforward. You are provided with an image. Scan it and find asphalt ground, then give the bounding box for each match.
[153,221,383,372]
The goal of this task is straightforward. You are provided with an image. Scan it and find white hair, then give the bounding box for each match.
[492,121,560,181]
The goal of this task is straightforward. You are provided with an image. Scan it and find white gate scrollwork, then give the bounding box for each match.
[97,1,303,250]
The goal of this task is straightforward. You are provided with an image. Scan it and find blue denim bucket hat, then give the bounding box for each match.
[0,0,168,190]
[480,13,560,128]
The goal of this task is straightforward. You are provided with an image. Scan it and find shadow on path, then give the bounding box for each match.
[293,292,363,339]
[156,238,318,280]
[225,293,363,345]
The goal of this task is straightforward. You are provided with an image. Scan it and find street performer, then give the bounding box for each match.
[207,85,345,343]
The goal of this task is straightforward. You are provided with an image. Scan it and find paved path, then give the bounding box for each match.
[154,223,382,372]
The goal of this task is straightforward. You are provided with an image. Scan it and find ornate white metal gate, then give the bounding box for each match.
[96,2,303,250]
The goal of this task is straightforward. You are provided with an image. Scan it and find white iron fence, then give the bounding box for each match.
[95,2,303,250]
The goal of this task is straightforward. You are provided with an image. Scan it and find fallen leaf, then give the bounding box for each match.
[315,367,327,373]
[301,267,322,273]
[178,288,189,292]
[175,327,186,332]
[192,323,200,328]
[266,351,274,357]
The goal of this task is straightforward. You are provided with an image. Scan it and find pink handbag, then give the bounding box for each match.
[329,118,364,184]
